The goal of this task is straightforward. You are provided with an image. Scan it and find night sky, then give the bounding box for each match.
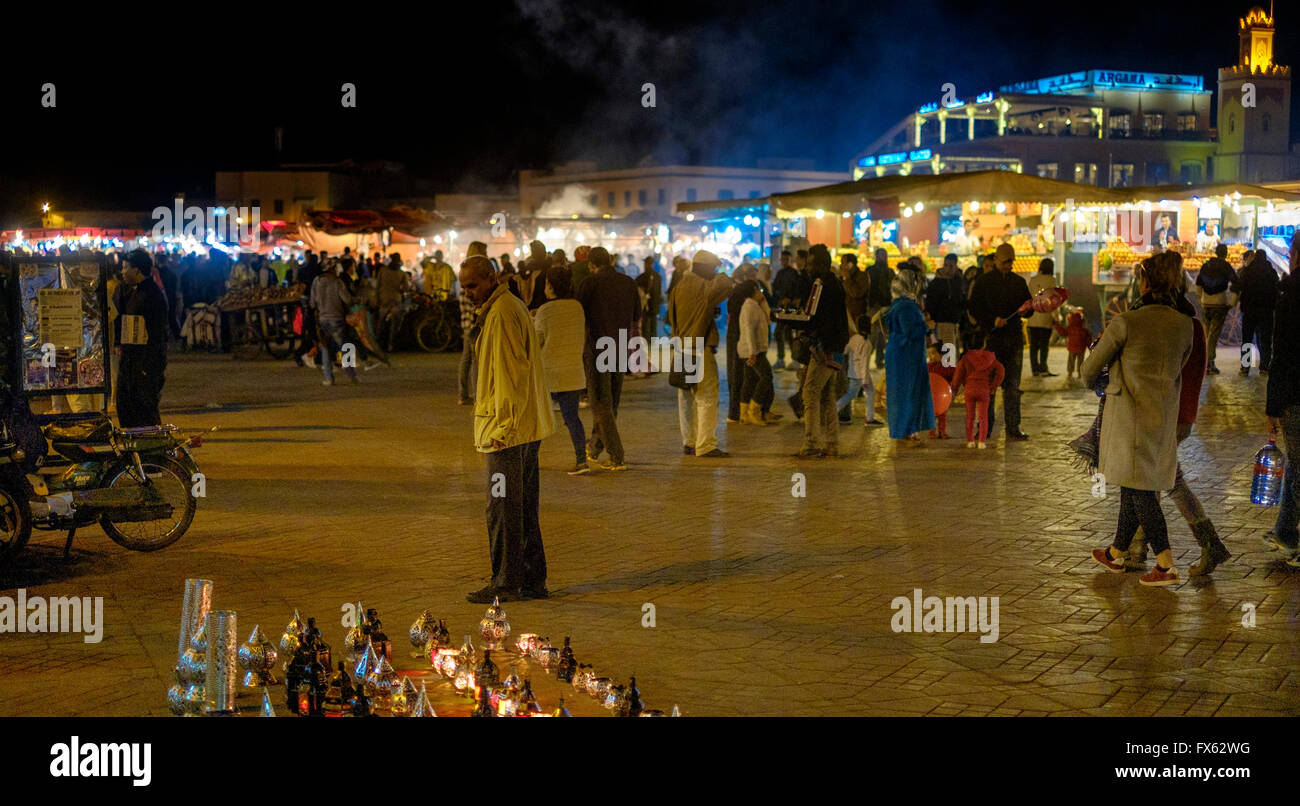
[0,0,1289,225]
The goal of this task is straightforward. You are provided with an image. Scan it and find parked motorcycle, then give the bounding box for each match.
[0,399,208,564]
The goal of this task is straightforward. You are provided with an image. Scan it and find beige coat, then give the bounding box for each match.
[1026,273,1056,328]
[1081,304,1193,491]
[473,284,556,452]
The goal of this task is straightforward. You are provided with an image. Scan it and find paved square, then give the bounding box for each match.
[1,346,1296,716]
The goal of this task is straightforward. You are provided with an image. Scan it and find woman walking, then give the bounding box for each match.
[884,269,935,445]
[1026,258,1057,376]
[1086,252,1195,586]
[534,266,591,475]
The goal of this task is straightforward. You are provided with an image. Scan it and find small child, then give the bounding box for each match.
[1065,311,1092,383]
[838,314,883,426]
[952,332,1005,448]
[926,344,956,439]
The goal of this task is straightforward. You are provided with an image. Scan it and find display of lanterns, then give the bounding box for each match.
[478,597,511,650]
[433,647,459,678]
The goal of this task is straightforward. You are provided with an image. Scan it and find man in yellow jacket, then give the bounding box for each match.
[460,255,556,603]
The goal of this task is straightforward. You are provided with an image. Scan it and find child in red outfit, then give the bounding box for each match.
[1064,311,1092,383]
[926,344,956,439]
[951,333,1005,448]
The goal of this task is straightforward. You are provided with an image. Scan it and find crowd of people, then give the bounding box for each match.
[458,231,1300,601]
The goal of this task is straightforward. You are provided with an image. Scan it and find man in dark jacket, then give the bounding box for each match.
[789,244,849,458]
[1265,253,1300,559]
[925,253,966,351]
[637,255,663,339]
[866,248,895,368]
[293,251,323,367]
[576,247,640,469]
[1195,244,1237,374]
[840,253,870,324]
[114,250,170,427]
[1234,250,1280,375]
[968,243,1032,439]
[771,250,803,369]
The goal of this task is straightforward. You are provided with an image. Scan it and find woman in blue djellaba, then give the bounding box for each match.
[884,267,935,444]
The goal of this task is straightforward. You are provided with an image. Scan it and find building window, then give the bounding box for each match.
[274,199,284,214]
[1177,112,1197,133]
[1073,163,1098,186]
[607,191,615,208]
[1146,161,1170,184]
[589,193,598,207]
[657,188,666,205]
[748,190,762,198]
[718,189,735,200]
[1110,164,1135,188]
[1143,112,1164,135]
[638,189,647,206]
[1180,161,1203,184]
[1036,162,1058,179]
[624,190,631,207]
[686,188,697,202]
[1110,113,1131,136]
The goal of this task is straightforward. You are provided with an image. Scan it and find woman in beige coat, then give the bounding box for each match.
[1084,252,1194,586]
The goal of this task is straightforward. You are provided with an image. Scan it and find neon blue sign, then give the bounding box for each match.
[857,156,877,167]
[976,91,994,103]
[918,102,939,113]
[909,149,932,161]
[879,152,908,165]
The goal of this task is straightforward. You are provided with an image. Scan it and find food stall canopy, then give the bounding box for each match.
[304,206,447,236]
[764,170,1128,214]
[1117,183,1300,203]
[675,197,771,217]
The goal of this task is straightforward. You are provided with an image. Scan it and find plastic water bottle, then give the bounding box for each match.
[1252,440,1287,506]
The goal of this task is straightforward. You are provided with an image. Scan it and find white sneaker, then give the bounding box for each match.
[303,355,317,368]
[978,442,987,449]
[966,441,976,448]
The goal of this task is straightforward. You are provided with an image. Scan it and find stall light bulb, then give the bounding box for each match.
[995,203,1007,214]
[969,201,979,212]
[842,211,852,218]
[903,208,913,218]
[914,202,924,212]
[686,214,694,221]
[815,209,825,219]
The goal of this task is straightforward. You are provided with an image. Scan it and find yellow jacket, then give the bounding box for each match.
[473,284,556,452]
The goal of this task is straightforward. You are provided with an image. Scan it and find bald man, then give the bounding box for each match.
[459,256,556,602]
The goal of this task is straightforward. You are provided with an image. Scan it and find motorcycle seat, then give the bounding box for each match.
[43,417,113,444]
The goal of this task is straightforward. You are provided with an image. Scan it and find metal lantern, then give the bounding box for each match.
[515,633,540,655]
[279,609,303,657]
[390,676,417,716]
[588,677,612,701]
[176,578,213,669]
[365,655,400,711]
[478,597,510,651]
[353,638,380,680]
[203,610,239,716]
[237,624,278,688]
[409,610,437,659]
[434,647,459,678]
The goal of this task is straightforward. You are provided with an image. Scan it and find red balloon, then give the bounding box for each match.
[930,373,952,416]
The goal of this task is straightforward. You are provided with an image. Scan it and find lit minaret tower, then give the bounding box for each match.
[1216,5,1292,182]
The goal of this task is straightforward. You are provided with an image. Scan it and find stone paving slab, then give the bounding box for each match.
[0,344,1297,716]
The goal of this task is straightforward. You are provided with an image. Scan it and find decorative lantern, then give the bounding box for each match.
[410,681,437,717]
[434,647,459,678]
[476,649,500,691]
[409,610,437,659]
[518,677,542,716]
[556,636,576,683]
[323,661,354,714]
[390,676,417,715]
[552,696,572,717]
[353,638,380,680]
[365,608,392,661]
[343,601,367,666]
[365,655,400,711]
[619,677,643,717]
[260,687,277,717]
[478,597,511,650]
[515,633,540,655]
[588,677,612,701]
[237,624,278,688]
[603,683,623,710]
[278,609,303,660]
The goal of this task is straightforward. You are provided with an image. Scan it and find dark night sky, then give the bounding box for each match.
[0,0,1290,225]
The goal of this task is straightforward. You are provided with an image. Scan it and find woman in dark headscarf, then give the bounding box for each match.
[884,268,935,444]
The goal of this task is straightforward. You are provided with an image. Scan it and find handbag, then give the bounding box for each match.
[792,331,813,365]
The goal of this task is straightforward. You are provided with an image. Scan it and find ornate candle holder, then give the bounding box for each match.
[237,624,278,688]
[203,610,239,715]
[409,610,437,659]
[478,597,510,651]
[433,647,459,678]
[278,609,303,661]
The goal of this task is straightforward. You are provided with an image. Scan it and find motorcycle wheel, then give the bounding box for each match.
[0,480,31,566]
[99,456,197,552]
[415,311,452,353]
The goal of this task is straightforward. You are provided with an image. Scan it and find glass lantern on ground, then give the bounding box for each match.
[479,597,511,651]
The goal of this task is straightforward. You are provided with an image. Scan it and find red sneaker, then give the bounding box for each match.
[1091,548,1126,573]
[1139,565,1180,587]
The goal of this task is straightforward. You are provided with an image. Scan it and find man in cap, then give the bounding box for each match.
[667,249,735,457]
[115,249,171,426]
[968,242,1032,439]
[459,255,556,603]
